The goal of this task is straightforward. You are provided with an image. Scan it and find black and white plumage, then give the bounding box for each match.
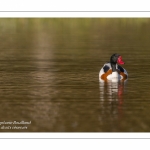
[99,54,128,82]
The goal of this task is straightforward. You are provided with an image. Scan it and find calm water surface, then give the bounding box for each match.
[0,19,150,132]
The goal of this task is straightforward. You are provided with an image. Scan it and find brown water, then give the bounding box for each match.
[0,18,150,132]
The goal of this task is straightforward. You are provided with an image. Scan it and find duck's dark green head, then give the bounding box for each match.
[110,53,125,65]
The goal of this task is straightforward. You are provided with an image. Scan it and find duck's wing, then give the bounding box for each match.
[117,65,124,72]
[103,65,110,73]
[103,63,111,72]
[99,63,111,78]
[117,65,128,76]
[99,63,112,81]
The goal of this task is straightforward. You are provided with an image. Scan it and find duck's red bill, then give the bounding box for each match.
[117,56,125,65]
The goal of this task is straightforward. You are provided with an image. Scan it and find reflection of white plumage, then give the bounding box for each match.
[99,81,127,102]
[99,54,128,82]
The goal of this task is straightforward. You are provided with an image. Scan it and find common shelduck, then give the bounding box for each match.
[99,53,128,82]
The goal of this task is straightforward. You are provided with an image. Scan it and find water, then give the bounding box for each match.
[0,18,150,132]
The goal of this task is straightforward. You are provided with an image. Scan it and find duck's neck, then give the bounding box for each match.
[111,63,117,72]
[111,63,119,80]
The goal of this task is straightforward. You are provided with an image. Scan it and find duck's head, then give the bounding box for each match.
[110,54,125,72]
[110,53,125,65]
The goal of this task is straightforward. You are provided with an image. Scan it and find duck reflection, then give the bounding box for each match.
[99,80,127,102]
[99,80,127,120]
[99,81,127,132]
[99,79,127,129]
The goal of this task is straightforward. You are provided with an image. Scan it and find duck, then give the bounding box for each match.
[99,53,128,82]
